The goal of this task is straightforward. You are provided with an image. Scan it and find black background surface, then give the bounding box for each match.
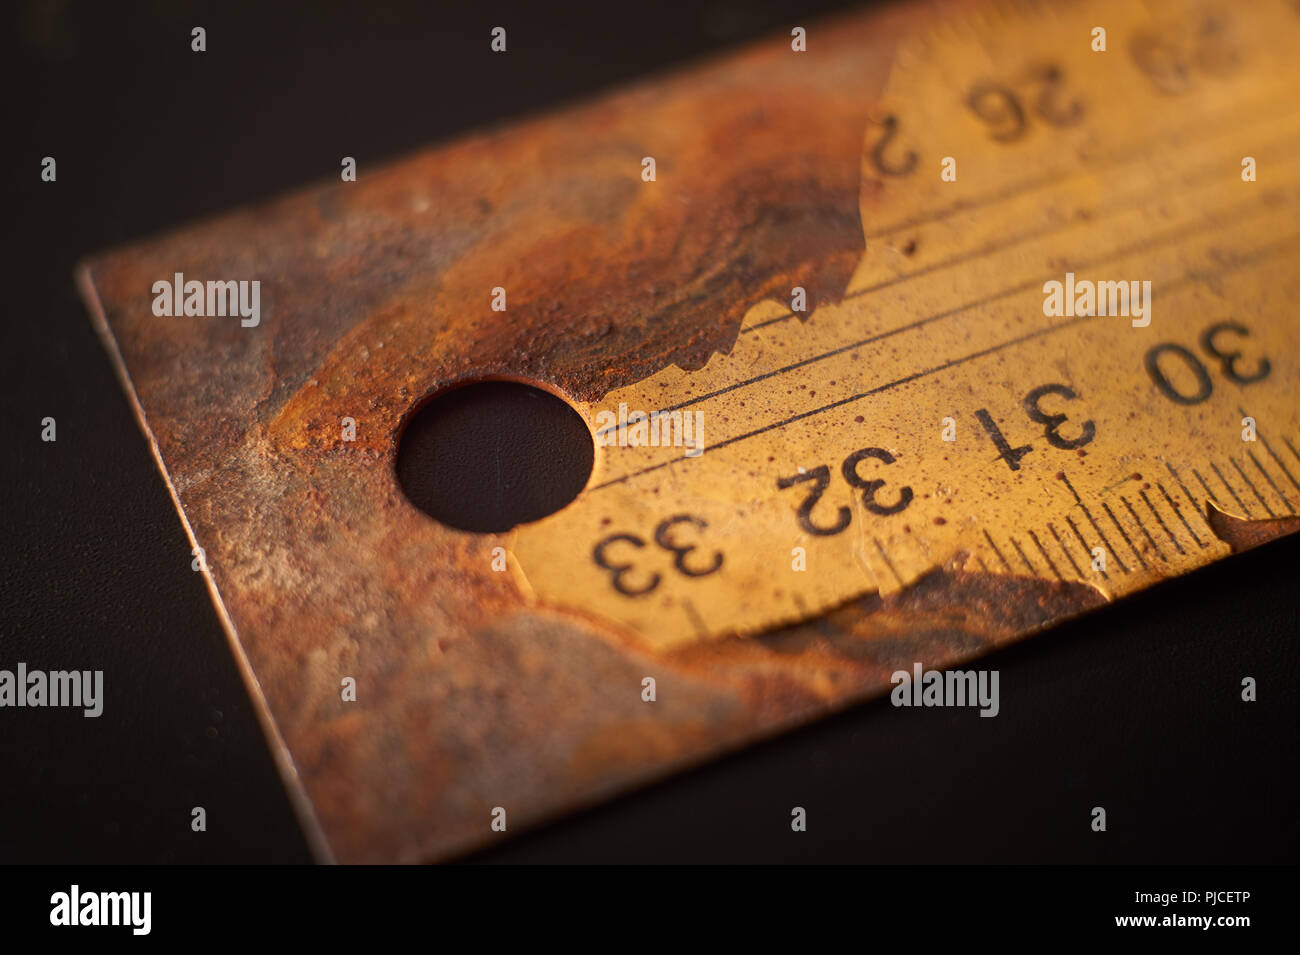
[1,0,1296,864]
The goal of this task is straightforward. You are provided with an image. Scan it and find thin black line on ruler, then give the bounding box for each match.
[1027,529,1063,581]
[749,125,1300,336]
[1060,472,1130,574]
[626,272,1070,423]
[1285,437,1300,465]
[1191,467,1222,508]
[600,196,1278,435]
[1166,461,1210,518]
[1048,522,1085,579]
[1122,495,1166,562]
[1210,461,1252,516]
[1064,514,1108,580]
[608,200,1268,433]
[1009,536,1038,575]
[590,315,1093,488]
[975,555,990,573]
[858,91,1299,242]
[590,232,1300,487]
[1240,411,1300,495]
[1139,486,1186,555]
[1247,449,1296,514]
[1230,457,1276,517]
[745,233,1042,336]
[1101,500,1149,570]
[873,538,905,587]
[982,528,1014,573]
[680,597,708,638]
[1157,480,1205,548]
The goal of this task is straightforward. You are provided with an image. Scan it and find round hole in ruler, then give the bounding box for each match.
[396,381,594,533]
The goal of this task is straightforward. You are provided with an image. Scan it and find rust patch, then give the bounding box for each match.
[663,558,1106,711]
[1206,501,1300,552]
[78,6,916,861]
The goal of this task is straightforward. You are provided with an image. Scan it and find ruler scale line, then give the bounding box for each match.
[1047,522,1085,580]
[680,598,709,639]
[1010,536,1039,575]
[1209,462,1253,517]
[1246,450,1296,515]
[982,528,1014,574]
[1064,515,1108,581]
[1157,480,1204,549]
[1242,418,1300,495]
[1122,495,1166,562]
[1101,500,1149,569]
[1191,467,1222,508]
[1060,473,1130,574]
[1139,488,1187,555]
[1166,461,1210,521]
[1081,506,1130,573]
[1230,458,1276,518]
[1027,529,1064,581]
[1284,437,1300,466]
[873,538,906,587]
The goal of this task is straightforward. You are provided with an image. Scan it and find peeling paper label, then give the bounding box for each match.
[512,0,1300,650]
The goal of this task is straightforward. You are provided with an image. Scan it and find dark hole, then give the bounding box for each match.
[396,381,594,533]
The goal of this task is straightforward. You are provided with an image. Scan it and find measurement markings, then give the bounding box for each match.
[873,538,906,587]
[982,528,1014,573]
[1191,467,1222,508]
[1060,473,1130,574]
[1246,450,1296,515]
[1165,461,1211,520]
[1009,536,1038,575]
[680,598,709,638]
[1101,500,1149,570]
[1285,437,1300,465]
[1209,461,1252,516]
[1063,514,1108,581]
[1047,522,1085,579]
[1121,495,1166,562]
[1139,487,1186,555]
[1239,411,1300,496]
[1157,480,1205,548]
[1229,457,1276,517]
[1027,528,1064,581]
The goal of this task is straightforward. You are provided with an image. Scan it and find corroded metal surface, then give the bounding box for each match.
[79,5,921,863]
[78,0,1300,863]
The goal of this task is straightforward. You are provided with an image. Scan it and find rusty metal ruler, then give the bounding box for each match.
[80,0,1300,862]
